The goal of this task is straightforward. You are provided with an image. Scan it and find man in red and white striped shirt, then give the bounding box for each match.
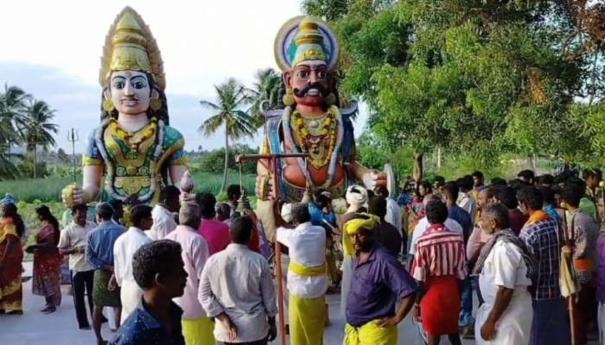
[412,200,466,345]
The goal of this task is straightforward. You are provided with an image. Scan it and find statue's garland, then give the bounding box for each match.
[282,105,344,190]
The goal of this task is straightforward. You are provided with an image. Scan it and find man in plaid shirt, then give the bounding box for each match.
[517,187,570,345]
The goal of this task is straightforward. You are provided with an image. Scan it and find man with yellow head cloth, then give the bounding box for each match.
[343,214,418,345]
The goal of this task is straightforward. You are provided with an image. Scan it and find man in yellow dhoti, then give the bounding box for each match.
[277,204,328,345]
[343,215,418,345]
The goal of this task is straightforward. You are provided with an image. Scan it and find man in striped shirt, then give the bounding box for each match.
[517,187,570,345]
[412,200,466,345]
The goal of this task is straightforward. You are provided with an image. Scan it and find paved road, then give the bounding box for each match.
[0,262,475,344]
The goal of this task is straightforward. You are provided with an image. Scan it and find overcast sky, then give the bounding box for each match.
[0,0,368,153]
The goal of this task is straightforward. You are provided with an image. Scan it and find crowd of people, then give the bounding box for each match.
[0,167,604,345]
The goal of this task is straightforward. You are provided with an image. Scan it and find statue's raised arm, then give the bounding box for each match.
[63,7,188,208]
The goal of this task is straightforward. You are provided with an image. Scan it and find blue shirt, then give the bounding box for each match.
[447,205,473,244]
[86,221,126,270]
[346,244,417,327]
[543,205,560,224]
[396,193,413,207]
[109,299,185,345]
[308,203,337,228]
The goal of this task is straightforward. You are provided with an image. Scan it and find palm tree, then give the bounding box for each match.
[0,85,30,180]
[20,99,59,178]
[247,68,282,128]
[199,78,256,192]
[0,85,29,146]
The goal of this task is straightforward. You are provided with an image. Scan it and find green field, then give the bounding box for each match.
[0,171,256,203]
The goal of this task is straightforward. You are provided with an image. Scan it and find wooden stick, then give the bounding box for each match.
[235,153,309,163]
[270,156,287,345]
[597,185,605,223]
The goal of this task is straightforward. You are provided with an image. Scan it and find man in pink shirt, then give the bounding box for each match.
[467,187,496,264]
[196,193,231,255]
[164,202,212,345]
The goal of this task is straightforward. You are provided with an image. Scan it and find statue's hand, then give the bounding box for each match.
[179,171,195,194]
[255,175,273,201]
[180,191,195,204]
[61,184,85,208]
[362,170,387,191]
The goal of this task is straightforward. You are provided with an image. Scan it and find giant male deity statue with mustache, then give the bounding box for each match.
[256,16,387,239]
[62,7,189,207]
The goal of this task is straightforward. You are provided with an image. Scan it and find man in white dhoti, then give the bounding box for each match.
[277,203,328,345]
[473,204,536,345]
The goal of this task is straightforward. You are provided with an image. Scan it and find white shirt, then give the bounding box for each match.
[409,217,463,255]
[199,244,278,343]
[457,193,477,222]
[276,222,328,299]
[476,240,533,345]
[57,221,96,272]
[385,197,403,235]
[113,227,152,320]
[147,205,177,241]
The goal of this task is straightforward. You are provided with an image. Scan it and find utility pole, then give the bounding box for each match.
[67,128,79,183]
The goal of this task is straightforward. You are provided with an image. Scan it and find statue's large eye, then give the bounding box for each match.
[131,77,148,90]
[297,70,310,79]
[132,81,147,89]
[317,70,327,79]
[113,81,125,89]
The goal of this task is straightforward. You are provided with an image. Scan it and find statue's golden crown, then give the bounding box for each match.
[295,19,324,46]
[99,7,166,91]
[292,18,328,66]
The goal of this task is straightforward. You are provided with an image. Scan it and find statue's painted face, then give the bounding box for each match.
[285,60,330,107]
[108,71,151,115]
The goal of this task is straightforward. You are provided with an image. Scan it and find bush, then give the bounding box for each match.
[16,158,48,179]
[196,145,258,175]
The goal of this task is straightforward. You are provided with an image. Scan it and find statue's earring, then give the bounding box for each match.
[283,88,295,107]
[102,99,115,112]
[325,92,336,106]
[150,98,162,111]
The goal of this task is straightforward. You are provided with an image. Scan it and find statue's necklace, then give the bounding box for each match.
[109,118,158,151]
[291,109,338,168]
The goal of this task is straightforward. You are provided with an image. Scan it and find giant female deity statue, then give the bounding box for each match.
[256,16,387,238]
[62,7,188,207]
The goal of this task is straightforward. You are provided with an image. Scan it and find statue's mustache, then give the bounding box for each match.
[293,83,329,98]
[119,96,139,103]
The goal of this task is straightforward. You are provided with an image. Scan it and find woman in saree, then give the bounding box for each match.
[0,202,25,314]
[407,181,433,238]
[26,205,62,314]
